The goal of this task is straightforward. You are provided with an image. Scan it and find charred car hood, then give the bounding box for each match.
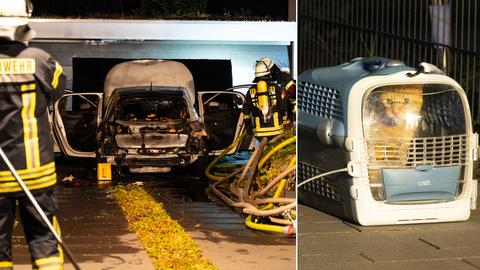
[103,60,195,108]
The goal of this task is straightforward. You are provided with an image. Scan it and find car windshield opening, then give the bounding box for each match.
[115,95,188,122]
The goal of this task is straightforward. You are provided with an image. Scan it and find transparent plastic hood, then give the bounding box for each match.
[364,84,466,139]
[362,84,468,202]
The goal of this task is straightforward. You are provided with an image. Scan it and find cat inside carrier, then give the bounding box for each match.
[298,57,478,226]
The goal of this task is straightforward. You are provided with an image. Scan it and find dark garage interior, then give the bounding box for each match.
[72,58,233,93]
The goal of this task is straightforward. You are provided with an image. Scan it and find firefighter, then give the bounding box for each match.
[243,57,294,137]
[0,1,66,269]
[280,69,296,124]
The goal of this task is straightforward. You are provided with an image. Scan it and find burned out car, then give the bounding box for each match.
[52,60,246,175]
[99,87,206,173]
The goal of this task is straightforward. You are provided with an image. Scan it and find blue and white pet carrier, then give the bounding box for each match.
[298,57,478,225]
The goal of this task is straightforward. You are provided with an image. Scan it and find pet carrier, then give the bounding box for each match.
[298,57,478,225]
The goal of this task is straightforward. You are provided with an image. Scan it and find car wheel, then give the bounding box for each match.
[111,166,126,182]
[192,154,210,178]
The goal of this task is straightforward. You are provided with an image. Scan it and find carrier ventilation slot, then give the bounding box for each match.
[298,81,343,121]
[298,162,342,202]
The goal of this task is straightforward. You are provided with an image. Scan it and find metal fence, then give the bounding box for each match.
[299,0,480,122]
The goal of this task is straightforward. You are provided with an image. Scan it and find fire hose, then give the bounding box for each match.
[0,147,82,270]
[205,131,247,182]
[206,132,296,235]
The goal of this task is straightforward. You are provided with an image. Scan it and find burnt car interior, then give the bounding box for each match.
[58,95,99,152]
[115,95,188,123]
[203,93,242,150]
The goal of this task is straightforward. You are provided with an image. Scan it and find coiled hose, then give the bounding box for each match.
[205,131,247,182]
[207,133,296,235]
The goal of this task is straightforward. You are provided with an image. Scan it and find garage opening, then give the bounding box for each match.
[72,58,233,93]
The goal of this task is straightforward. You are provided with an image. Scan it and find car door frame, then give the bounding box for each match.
[52,93,103,158]
[197,90,248,156]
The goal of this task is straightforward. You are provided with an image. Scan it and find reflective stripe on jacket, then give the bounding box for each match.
[0,42,65,193]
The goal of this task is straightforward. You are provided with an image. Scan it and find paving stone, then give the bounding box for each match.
[148,182,296,269]
[299,204,480,270]
[300,259,478,270]
[12,184,154,270]
[299,252,372,264]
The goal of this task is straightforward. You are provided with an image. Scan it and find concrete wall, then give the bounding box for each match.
[30,40,290,90]
[28,20,295,91]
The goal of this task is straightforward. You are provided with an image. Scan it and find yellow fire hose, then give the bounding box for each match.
[250,167,295,198]
[245,215,286,234]
[205,131,247,181]
[244,137,296,235]
[245,179,286,232]
[207,131,296,235]
[262,179,287,210]
[288,154,296,167]
[258,136,296,169]
[245,179,292,234]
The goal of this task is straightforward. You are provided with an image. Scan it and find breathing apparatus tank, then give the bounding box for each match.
[247,80,286,137]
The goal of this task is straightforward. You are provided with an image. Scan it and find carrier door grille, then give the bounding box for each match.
[298,81,343,121]
[366,134,470,168]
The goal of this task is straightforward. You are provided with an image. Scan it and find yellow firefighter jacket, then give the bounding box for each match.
[0,42,65,193]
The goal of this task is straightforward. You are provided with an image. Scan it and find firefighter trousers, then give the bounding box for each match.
[0,189,63,270]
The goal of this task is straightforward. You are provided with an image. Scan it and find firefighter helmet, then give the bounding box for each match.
[254,57,282,82]
[255,57,274,78]
[0,0,32,26]
[0,0,35,42]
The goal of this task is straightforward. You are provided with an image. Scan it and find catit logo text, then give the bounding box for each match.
[417,180,431,186]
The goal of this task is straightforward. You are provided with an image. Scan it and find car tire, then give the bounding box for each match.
[111,166,126,182]
[192,154,210,178]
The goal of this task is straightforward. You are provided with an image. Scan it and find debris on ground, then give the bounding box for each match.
[110,184,217,270]
[61,175,81,186]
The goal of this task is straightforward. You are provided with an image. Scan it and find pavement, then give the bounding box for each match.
[9,159,295,270]
[145,176,296,270]
[12,184,155,270]
[298,204,480,270]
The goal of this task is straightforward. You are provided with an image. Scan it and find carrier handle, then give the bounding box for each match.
[350,57,405,71]
[359,56,388,66]
[350,56,389,70]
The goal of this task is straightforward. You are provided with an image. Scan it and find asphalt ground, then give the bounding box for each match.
[298,203,480,270]
[10,158,295,269]
[12,185,155,270]
[123,173,296,270]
